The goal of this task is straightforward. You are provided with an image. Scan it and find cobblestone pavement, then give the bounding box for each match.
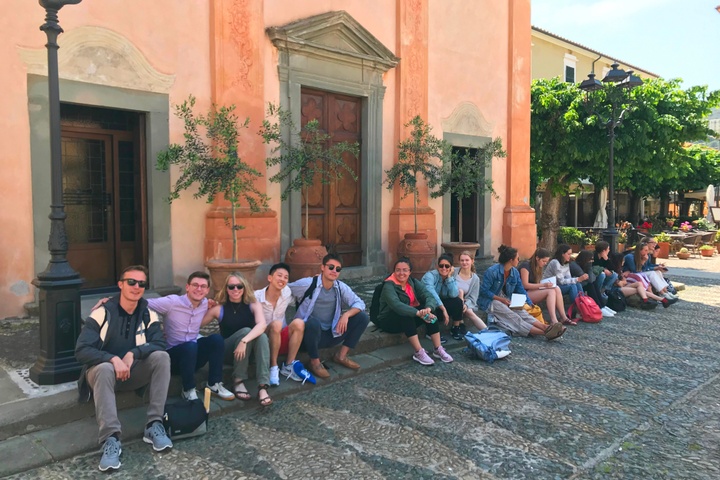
[7,275,720,479]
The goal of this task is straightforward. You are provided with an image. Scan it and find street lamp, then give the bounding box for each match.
[30,0,84,385]
[579,62,642,253]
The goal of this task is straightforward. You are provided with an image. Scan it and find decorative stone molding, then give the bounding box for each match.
[18,26,175,93]
[441,102,494,138]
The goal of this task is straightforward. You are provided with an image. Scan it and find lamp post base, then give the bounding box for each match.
[603,228,620,255]
[29,276,83,385]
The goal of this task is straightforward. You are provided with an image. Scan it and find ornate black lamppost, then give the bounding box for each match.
[30,0,84,385]
[579,62,642,253]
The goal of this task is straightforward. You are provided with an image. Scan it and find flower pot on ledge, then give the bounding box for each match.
[399,233,436,279]
[440,242,480,266]
[284,238,328,282]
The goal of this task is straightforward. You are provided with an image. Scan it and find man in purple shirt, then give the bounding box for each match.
[147,271,233,401]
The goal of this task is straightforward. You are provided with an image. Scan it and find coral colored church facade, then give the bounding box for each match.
[0,0,535,318]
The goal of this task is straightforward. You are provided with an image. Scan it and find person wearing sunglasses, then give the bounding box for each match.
[422,253,465,341]
[201,273,272,406]
[75,265,172,472]
[288,253,369,380]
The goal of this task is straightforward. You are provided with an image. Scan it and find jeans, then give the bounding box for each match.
[594,272,618,293]
[303,311,369,359]
[168,334,224,390]
[559,283,583,304]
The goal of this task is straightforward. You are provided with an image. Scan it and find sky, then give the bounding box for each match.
[532,0,720,92]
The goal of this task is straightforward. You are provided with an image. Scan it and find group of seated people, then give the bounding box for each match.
[75,254,368,471]
[74,238,680,471]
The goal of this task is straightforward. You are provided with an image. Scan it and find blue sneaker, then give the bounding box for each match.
[292,360,316,385]
[99,436,122,471]
[143,421,173,452]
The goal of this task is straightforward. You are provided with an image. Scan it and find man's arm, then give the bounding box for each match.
[145,295,177,315]
[75,308,115,367]
[338,281,366,312]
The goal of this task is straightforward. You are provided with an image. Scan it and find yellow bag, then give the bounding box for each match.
[523,303,547,325]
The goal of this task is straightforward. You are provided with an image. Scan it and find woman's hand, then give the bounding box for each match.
[234,341,247,361]
[416,308,431,318]
[495,296,511,306]
[540,281,553,289]
[578,273,589,282]
[440,306,450,324]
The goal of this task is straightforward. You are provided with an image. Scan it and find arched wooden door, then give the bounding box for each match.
[300,88,362,267]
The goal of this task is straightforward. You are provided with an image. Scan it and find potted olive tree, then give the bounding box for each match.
[260,103,359,280]
[432,138,505,265]
[157,95,268,293]
[385,116,446,277]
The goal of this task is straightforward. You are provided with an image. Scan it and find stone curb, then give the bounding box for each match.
[0,339,467,478]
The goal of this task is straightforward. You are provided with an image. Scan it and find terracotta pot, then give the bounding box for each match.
[584,244,595,251]
[657,242,670,259]
[677,252,691,260]
[398,233,436,279]
[569,244,580,253]
[616,243,625,253]
[440,242,480,266]
[284,238,328,282]
[715,242,720,253]
[205,258,262,298]
[701,249,714,257]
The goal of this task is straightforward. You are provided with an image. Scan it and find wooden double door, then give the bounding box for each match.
[301,89,362,267]
[61,105,147,289]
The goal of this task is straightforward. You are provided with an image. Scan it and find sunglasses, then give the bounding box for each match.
[121,278,147,288]
[227,284,244,290]
[438,264,452,269]
[325,264,342,272]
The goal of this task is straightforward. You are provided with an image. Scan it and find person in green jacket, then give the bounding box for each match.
[377,257,454,366]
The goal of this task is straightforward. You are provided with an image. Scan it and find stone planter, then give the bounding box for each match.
[657,242,670,259]
[677,252,691,260]
[440,242,480,266]
[398,233,436,279]
[205,258,262,298]
[284,238,328,282]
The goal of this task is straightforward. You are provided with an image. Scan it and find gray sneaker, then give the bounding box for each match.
[143,422,173,452]
[280,360,303,382]
[99,436,122,471]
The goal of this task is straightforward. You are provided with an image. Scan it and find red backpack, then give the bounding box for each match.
[567,292,602,323]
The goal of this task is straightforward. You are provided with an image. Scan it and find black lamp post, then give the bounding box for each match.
[30,0,84,385]
[579,62,642,253]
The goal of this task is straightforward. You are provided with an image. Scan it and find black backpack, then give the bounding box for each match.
[369,277,404,334]
[295,275,319,309]
[606,287,626,312]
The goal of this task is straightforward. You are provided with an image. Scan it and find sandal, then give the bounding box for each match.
[561,318,578,326]
[258,384,273,407]
[233,381,251,401]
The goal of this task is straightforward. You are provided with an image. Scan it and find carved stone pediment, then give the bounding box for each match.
[18,26,175,93]
[267,11,398,71]
[442,102,494,138]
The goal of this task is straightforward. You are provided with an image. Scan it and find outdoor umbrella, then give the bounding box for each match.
[593,187,608,228]
[707,184,716,222]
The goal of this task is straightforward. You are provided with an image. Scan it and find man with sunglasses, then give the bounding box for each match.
[146,271,234,402]
[75,265,172,472]
[288,254,369,379]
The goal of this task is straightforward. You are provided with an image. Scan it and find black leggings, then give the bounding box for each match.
[582,282,605,308]
[436,296,464,321]
[397,315,441,338]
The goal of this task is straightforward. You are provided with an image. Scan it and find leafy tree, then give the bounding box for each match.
[157,95,268,263]
[432,139,505,241]
[385,116,447,234]
[259,103,359,240]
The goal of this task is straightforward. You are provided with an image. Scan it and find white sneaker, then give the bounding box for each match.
[269,366,280,387]
[280,360,303,382]
[601,307,615,317]
[208,382,234,401]
[663,292,678,300]
[605,306,617,315]
[182,388,198,401]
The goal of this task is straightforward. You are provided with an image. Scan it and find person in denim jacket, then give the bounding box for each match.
[422,253,465,340]
[479,245,565,340]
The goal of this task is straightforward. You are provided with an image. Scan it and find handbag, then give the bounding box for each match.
[163,398,208,440]
[523,303,547,324]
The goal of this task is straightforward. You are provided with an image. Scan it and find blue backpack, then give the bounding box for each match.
[463,326,512,364]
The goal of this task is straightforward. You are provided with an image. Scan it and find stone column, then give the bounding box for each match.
[388,0,437,265]
[502,0,536,259]
[206,0,278,276]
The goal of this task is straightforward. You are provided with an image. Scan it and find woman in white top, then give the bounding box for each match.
[453,251,487,331]
[542,244,586,305]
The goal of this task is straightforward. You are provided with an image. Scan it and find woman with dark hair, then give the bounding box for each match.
[202,273,272,406]
[422,253,466,340]
[478,245,565,340]
[623,241,677,304]
[571,250,614,317]
[453,251,487,331]
[608,252,663,309]
[542,244,585,308]
[377,257,453,365]
[593,241,618,296]
[518,247,570,325]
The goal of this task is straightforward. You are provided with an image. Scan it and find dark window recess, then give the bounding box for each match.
[449,146,480,243]
[565,65,575,83]
[61,104,136,131]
